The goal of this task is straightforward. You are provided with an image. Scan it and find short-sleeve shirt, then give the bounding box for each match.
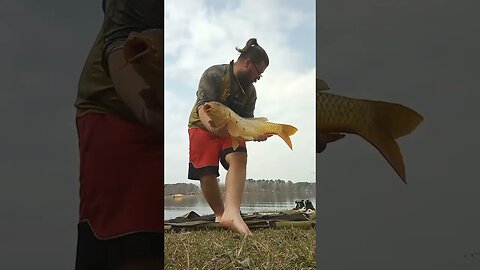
[74,0,163,123]
[188,60,257,129]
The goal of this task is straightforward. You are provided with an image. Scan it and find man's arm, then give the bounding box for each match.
[194,68,230,137]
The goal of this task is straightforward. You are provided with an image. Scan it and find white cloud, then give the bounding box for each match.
[165,0,315,184]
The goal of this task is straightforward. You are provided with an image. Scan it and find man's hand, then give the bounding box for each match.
[254,134,273,142]
[208,120,230,137]
[317,132,345,153]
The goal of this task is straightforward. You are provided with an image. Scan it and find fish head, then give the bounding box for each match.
[203,101,230,123]
[123,30,164,92]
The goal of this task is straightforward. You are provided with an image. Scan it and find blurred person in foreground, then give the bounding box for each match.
[74,0,163,269]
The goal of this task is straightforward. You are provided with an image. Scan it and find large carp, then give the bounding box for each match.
[203,101,298,151]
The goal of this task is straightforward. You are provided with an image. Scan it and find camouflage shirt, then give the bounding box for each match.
[188,61,257,129]
[75,0,163,122]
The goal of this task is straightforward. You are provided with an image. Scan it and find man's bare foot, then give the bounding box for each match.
[219,214,252,235]
[215,215,222,223]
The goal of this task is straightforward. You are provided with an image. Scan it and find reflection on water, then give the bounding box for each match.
[164,192,316,220]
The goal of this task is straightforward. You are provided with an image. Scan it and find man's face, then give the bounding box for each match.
[238,59,267,87]
[249,59,267,84]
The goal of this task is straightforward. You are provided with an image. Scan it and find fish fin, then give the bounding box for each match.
[236,135,254,141]
[277,124,298,150]
[227,122,242,137]
[357,126,407,184]
[252,117,268,121]
[316,79,330,91]
[232,138,239,150]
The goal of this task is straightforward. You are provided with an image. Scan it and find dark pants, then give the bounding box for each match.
[75,222,163,270]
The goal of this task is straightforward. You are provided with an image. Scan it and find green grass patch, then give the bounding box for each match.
[164,227,316,269]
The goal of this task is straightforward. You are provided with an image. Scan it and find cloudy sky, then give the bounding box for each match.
[164,0,316,184]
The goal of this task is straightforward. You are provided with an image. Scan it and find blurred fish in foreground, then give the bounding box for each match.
[123,29,164,109]
[317,79,423,183]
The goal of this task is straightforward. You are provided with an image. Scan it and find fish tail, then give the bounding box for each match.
[277,124,298,150]
[357,100,423,183]
[367,100,424,139]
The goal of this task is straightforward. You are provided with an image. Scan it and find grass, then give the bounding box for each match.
[164,226,316,269]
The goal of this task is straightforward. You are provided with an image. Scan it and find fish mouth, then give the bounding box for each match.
[203,103,213,113]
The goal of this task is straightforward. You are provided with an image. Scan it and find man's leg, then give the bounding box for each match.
[219,152,252,235]
[188,128,224,221]
[199,174,224,222]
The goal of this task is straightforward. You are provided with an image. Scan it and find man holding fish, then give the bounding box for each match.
[187,38,274,235]
[186,39,345,235]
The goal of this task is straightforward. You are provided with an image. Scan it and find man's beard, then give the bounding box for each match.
[236,72,252,89]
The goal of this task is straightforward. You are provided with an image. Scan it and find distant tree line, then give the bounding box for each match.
[242,179,315,194]
[164,183,202,196]
[164,179,315,195]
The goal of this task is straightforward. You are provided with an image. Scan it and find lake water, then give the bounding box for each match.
[164,192,316,220]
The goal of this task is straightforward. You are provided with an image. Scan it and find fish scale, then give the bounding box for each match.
[317,92,370,133]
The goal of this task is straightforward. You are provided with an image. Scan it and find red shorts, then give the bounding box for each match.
[76,113,164,238]
[188,127,247,180]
